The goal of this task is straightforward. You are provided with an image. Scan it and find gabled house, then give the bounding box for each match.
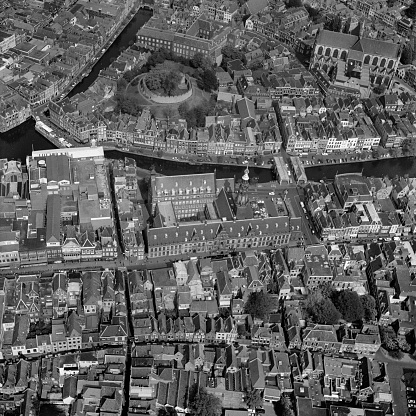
[216,271,232,307]
[249,356,265,390]
[100,319,128,345]
[62,225,81,261]
[82,271,101,315]
[215,316,237,344]
[52,272,67,318]
[244,266,263,292]
[187,259,204,300]
[101,270,115,313]
[66,311,82,351]
[192,313,206,343]
[303,324,341,354]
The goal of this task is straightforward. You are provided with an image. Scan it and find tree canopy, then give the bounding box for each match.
[304,4,322,22]
[306,285,377,324]
[178,97,215,128]
[333,290,364,322]
[360,294,376,321]
[244,389,263,409]
[114,93,142,116]
[273,396,295,416]
[401,44,414,65]
[197,69,218,92]
[221,45,247,68]
[406,0,416,19]
[306,294,341,325]
[325,15,342,32]
[191,52,212,70]
[286,0,302,7]
[188,385,222,416]
[244,291,275,319]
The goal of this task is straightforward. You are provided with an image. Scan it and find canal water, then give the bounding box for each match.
[104,150,416,182]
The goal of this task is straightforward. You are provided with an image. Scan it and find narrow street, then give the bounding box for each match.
[122,268,134,416]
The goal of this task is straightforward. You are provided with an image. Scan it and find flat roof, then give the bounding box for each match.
[31,146,104,160]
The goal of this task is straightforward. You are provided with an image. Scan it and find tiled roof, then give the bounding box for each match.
[316,30,358,50]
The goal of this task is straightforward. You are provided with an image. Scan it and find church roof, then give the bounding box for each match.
[353,38,400,59]
[317,30,400,59]
[316,30,358,50]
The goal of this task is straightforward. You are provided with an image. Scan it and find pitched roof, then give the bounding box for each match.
[217,271,232,295]
[63,376,77,399]
[353,38,400,59]
[316,30,400,59]
[316,30,358,49]
[46,194,61,243]
[236,97,256,120]
[245,0,268,14]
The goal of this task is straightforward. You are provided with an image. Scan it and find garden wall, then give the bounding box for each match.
[140,74,193,104]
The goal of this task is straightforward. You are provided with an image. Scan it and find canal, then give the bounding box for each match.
[104,150,416,182]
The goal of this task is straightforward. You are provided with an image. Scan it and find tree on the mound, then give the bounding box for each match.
[244,291,274,319]
[162,71,182,96]
[188,385,222,416]
[146,74,162,91]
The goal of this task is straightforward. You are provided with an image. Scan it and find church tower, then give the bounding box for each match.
[237,167,250,206]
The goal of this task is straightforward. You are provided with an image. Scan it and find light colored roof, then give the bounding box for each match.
[152,173,216,196]
[316,30,400,59]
